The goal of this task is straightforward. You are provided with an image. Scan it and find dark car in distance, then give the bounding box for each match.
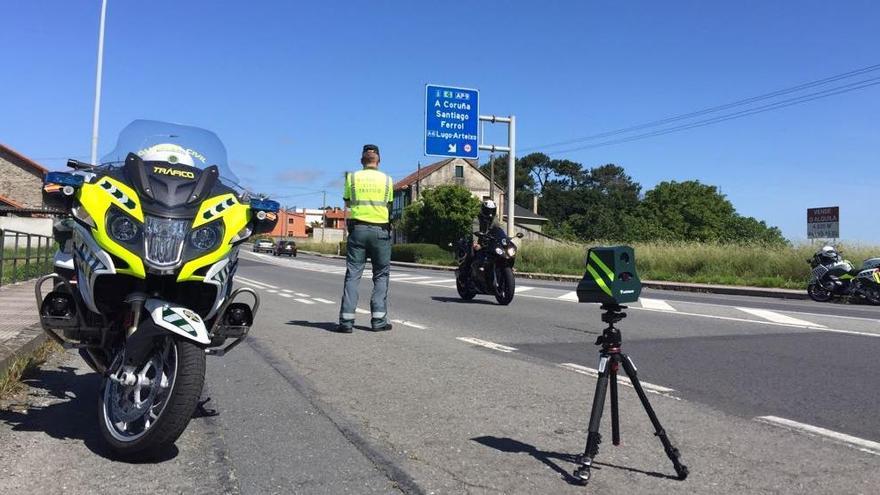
[274,240,298,257]
[253,238,274,253]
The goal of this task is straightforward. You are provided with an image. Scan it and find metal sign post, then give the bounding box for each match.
[479,115,516,235]
[425,84,480,159]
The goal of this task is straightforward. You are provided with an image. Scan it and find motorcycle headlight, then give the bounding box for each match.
[109,214,138,243]
[494,247,504,255]
[506,245,517,257]
[191,223,223,251]
[144,216,188,267]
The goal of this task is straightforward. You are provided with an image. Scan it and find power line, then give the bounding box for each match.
[521,62,880,153]
[545,77,880,155]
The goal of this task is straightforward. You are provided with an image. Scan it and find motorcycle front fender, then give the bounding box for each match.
[144,298,211,345]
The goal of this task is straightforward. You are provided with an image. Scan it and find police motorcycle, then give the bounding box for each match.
[37,120,278,459]
[453,201,524,305]
[807,245,880,304]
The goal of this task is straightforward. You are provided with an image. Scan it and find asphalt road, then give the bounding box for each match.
[2,251,879,494]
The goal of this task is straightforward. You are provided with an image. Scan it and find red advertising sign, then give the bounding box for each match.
[807,206,839,239]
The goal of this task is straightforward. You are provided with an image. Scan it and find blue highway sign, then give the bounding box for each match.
[425,84,479,159]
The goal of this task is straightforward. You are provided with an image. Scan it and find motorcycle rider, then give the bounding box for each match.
[473,200,505,251]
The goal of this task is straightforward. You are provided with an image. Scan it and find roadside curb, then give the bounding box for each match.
[298,250,808,300]
[0,324,47,379]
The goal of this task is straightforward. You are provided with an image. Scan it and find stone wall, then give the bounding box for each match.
[0,149,44,208]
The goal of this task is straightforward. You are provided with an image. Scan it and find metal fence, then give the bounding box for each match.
[0,229,55,287]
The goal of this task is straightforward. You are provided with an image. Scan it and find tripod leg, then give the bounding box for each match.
[618,353,689,480]
[610,357,620,446]
[573,354,611,483]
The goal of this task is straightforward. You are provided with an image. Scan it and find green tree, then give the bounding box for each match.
[401,185,481,245]
[480,153,536,207]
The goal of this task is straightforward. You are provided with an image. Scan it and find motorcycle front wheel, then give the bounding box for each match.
[807,282,833,302]
[495,266,515,305]
[98,335,205,460]
[456,274,476,300]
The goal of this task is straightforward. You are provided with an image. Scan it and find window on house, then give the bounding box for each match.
[288,218,294,224]
[455,165,464,178]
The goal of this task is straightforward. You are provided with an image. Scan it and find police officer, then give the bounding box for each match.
[337,144,394,333]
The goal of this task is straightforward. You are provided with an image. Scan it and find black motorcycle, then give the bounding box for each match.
[454,227,524,305]
[807,248,880,304]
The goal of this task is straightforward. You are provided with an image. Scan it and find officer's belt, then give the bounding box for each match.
[349,219,390,229]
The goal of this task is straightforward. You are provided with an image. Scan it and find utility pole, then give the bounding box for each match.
[321,190,327,243]
[90,0,108,165]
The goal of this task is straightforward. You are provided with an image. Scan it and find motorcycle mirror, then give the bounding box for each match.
[516,232,524,238]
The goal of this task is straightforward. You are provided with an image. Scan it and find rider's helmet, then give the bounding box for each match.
[478,200,497,232]
[818,245,840,264]
[139,143,195,167]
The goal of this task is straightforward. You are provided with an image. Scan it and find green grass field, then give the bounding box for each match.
[293,240,879,290]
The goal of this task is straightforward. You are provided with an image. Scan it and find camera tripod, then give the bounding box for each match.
[573,303,689,484]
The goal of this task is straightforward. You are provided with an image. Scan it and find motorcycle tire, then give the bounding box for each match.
[807,282,833,302]
[495,266,515,305]
[98,336,205,460]
[865,287,880,305]
[456,275,476,300]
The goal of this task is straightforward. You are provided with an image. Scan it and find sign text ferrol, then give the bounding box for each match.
[807,206,839,239]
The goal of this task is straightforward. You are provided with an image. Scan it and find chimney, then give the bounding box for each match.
[532,195,538,215]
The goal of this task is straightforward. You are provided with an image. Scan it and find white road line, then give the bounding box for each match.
[456,337,517,353]
[737,307,826,328]
[237,280,268,289]
[391,276,432,282]
[755,416,880,456]
[639,298,677,311]
[557,291,579,302]
[515,286,535,293]
[312,298,334,304]
[237,276,278,289]
[279,293,293,298]
[294,292,310,297]
[294,298,315,305]
[416,278,456,285]
[391,319,428,329]
[558,363,679,399]
[355,308,370,314]
[281,289,293,293]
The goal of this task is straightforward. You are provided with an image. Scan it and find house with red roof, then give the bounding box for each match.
[0,143,48,212]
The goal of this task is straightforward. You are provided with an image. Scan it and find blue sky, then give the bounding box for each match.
[2,1,878,242]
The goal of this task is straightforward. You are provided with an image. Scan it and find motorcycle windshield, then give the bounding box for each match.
[100,120,241,189]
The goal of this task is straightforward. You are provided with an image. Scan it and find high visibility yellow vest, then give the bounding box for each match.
[344,168,393,224]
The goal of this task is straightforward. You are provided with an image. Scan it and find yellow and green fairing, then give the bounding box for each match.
[76,176,251,282]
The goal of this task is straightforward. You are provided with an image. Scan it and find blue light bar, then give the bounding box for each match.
[45,171,85,187]
[249,198,280,213]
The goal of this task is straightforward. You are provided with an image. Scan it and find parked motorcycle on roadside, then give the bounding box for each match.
[806,246,880,304]
[37,120,278,459]
[454,227,524,305]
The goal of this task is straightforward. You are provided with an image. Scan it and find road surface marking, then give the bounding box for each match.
[281,289,293,293]
[237,279,268,289]
[391,276,432,282]
[266,289,278,294]
[639,298,676,311]
[391,319,428,329]
[356,308,370,314]
[237,276,278,289]
[558,363,679,399]
[294,298,315,305]
[557,291,579,301]
[279,293,293,298]
[417,278,456,284]
[515,286,535,293]
[294,292,310,297]
[736,307,826,328]
[312,298,334,304]
[456,337,517,353]
[755,416,880,456]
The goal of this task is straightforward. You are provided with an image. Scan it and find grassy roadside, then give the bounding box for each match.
[0,340,63,400]
[291,240,879,290]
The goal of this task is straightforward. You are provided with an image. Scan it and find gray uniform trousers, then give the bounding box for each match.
[338,224,391,329]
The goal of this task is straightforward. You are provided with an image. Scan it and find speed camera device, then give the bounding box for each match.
[577,246,641,305]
